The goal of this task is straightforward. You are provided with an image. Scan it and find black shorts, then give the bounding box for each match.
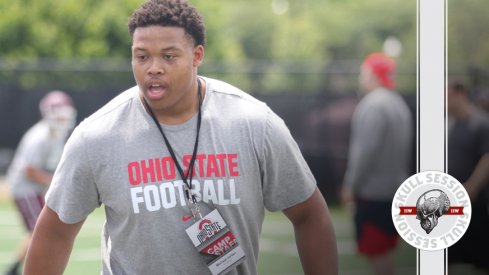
[354,197,399,256]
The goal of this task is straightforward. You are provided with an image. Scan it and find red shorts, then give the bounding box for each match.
[354,198,399,256]
[14,194,45,232]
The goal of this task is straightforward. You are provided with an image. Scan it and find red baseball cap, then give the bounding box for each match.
[362,53,396,89]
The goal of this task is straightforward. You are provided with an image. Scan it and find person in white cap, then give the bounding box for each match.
[4,90,76,275]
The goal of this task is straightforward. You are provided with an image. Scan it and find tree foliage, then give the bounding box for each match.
[447,0,489,84]
[2,0,483,94]
[0,0,139,58]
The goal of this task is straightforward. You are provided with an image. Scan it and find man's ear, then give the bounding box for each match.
[193,45,205,67]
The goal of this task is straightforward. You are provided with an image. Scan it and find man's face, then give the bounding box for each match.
[446,86,465,116]
[131,26,204,118]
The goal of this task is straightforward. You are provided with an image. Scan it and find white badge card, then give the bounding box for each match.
[185,209,246,275]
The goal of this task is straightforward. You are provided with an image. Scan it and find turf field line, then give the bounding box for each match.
[259,238,298,256]
[69,248,102,262]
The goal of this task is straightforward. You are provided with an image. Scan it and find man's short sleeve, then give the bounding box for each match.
[260,111,316,211]
[45,126,101,224]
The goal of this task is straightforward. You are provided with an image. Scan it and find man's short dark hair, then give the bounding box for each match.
[128,0,206,46]
[448,79,469,94]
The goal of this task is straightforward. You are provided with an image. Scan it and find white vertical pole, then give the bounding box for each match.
[417,0,447,274]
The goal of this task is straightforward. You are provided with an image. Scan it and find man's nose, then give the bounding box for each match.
[148,59,165,75]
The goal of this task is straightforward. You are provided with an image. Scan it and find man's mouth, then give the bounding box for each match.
[147,83,166,100]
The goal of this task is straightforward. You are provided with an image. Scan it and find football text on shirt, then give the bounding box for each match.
[127,153,241,214]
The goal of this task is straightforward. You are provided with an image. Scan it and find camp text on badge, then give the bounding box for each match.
[391,170,472,251]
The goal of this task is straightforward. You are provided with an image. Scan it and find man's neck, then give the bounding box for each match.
[453,101,473,120]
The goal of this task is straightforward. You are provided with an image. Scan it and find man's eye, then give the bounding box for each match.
[163,54,175,60]
[135,55,147,61]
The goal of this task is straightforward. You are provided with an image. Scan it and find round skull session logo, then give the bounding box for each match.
[391,171,471,251]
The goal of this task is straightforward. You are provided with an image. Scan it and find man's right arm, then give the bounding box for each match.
[25,165,53,187]
[24,206,85,275]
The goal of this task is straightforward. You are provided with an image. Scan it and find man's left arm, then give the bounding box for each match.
[283,188,338,275]
[464,153,489,200]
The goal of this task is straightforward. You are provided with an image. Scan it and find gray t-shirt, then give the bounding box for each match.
[46,77,316,275]
[343,87,412,201]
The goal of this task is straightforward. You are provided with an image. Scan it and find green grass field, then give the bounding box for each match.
[0,184,417,275]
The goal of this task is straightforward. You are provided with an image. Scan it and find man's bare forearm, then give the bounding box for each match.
[24,207,84,275]
[284,189,339,275]
[25,165,53,187]
[464,154,489,200]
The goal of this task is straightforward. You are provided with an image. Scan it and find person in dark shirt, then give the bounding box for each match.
[447,79,489,273]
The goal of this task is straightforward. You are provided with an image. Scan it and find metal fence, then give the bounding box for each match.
[0,58,424,203]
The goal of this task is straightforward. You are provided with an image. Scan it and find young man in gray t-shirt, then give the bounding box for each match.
[24,1,338,274]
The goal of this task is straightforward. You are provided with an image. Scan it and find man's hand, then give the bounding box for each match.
[340,186,355,212]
